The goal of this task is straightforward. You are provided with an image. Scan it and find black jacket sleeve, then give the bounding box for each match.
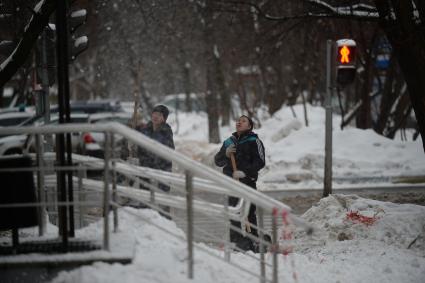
[242,138,265,178]
[214,143,228,167]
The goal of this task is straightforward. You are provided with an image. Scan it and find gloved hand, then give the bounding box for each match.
[232,170,246,179]
[225,144,236,158]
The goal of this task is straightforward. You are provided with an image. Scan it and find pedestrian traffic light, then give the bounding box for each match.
[336,39,357,86]
[36,25,57,87]
[68,8,88,61]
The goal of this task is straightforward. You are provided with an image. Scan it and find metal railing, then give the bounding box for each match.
[0,123,313,283]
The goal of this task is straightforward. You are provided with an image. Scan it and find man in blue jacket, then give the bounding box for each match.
[214,115,265,252]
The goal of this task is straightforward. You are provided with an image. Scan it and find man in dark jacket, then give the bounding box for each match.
[138,105,175,191]
[214,115,265,252]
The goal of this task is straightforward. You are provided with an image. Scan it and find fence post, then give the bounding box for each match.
[224,194,230,262]
[272,209,279,283]
[111,133,118,233]
[258,207,266,283]
[103,132,111,251]
[78,165,85,228]
[185,171,194,279]
[36,134,46,236]
[151,180,157,204]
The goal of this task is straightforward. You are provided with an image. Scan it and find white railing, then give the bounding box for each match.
[0,123,314,283]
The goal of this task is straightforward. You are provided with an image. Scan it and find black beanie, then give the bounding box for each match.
[240,115,254,130]
[152,105,169,121]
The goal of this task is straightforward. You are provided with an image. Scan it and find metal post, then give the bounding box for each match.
[40,30,51,127]
[257,207,266,283]
[185,171,194,279]
[103,133,111,251]
[272,210,278,283]
[223,194,230,262]
[151,181,157,204]
[66,132,75,237]
[111,133,118,233]
[56,0,70,249]
[36,134,46,236]
[78,167,84,228]
[324,39,333,198]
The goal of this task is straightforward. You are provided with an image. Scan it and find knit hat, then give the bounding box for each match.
[240,115,254,130]
[152,105,169,121]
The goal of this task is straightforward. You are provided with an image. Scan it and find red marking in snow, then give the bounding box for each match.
[281,209,289,225]
[346,210,379,226]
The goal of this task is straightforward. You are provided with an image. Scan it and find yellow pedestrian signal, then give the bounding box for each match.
[340,46,350,63]
[337,45,355,65]
[336,39,357,86]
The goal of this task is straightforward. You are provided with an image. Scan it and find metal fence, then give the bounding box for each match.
[0,122,313,283]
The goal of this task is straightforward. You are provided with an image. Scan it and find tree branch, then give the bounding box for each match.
[308,0,379,18]
[0,0,56,88]
[213,0,380,21]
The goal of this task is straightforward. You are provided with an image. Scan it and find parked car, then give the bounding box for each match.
[79,112,132,158]
[0,112,33,127]
[0,134,28,155]
[0,113,89,156]
[0,112,34,139]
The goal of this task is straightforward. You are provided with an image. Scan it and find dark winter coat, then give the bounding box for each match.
[214,131,265,186]
[137,121,175,172]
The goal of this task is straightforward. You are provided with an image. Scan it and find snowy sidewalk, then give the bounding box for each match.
[49,194,425,283]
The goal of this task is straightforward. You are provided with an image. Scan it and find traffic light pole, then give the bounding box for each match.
[56,0,75,247]
[40,31,51,127]
[323,40,333,197]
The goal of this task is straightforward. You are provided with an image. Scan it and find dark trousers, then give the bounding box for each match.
[229,178,258,251]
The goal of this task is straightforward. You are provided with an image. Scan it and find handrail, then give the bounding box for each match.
[43,175,246,221]
[0,123,313,231]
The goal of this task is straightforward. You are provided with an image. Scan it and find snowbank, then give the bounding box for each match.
[167,104,424,188]
[298,194,425,254]
[50,197,425,283]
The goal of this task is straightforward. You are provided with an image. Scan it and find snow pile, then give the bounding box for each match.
[298,194,425,254]
[256,105,424,187]
[50,200,425,283]
[166,104,425,188]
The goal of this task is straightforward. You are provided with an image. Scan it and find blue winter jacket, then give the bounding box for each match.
[214,131,265,182]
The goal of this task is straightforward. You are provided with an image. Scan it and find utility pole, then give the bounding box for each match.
[323,40,333,198]
[56,0,75,247]
[323,39,357,198]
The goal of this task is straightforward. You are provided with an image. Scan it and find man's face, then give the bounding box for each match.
[236,116,251,132]
[151,111,165,126]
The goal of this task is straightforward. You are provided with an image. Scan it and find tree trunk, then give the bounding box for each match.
[375,55,397,134]
[204,2,220,143]
[375,0,425,152]
[215,53,231,126]
[267,61,287,115]
[386,93,411,139]
[183,62,192,112]
[356,43,374,129]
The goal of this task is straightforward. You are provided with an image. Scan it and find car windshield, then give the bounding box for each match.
[17,114,43,127]
[0,116,31,127]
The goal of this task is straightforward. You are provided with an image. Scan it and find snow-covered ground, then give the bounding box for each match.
[50,194,425,283]
[47,104,425,283]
